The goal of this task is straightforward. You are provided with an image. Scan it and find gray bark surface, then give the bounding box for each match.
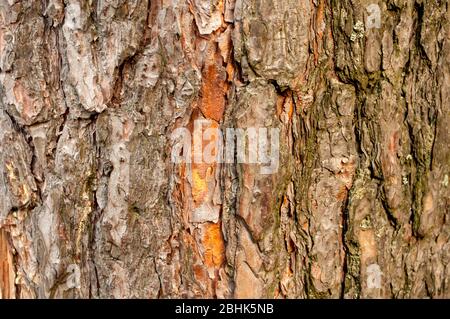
[0,0,449,298]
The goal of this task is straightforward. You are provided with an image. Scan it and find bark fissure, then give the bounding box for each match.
[0,0,448,299]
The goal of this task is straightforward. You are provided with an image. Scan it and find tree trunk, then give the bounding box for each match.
[0,0,449,299]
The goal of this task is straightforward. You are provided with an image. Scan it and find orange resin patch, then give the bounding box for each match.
[192,166,211,204]
[203,223,225,268]
[199,55,226,122]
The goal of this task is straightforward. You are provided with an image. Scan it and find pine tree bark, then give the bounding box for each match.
[0,0,449,299]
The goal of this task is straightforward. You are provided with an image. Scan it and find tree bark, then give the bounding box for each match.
[0,0,449,299]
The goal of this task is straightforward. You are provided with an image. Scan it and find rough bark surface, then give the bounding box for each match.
[0,0,449,299]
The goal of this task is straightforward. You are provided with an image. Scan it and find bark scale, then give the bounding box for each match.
[0,0,449,298]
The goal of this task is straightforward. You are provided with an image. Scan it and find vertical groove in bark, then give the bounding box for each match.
[0,229,15,298]
[0,0,448,298]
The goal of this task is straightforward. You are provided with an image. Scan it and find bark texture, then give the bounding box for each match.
[0,0,449,299]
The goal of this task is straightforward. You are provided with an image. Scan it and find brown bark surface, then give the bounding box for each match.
[0,0,449,298]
